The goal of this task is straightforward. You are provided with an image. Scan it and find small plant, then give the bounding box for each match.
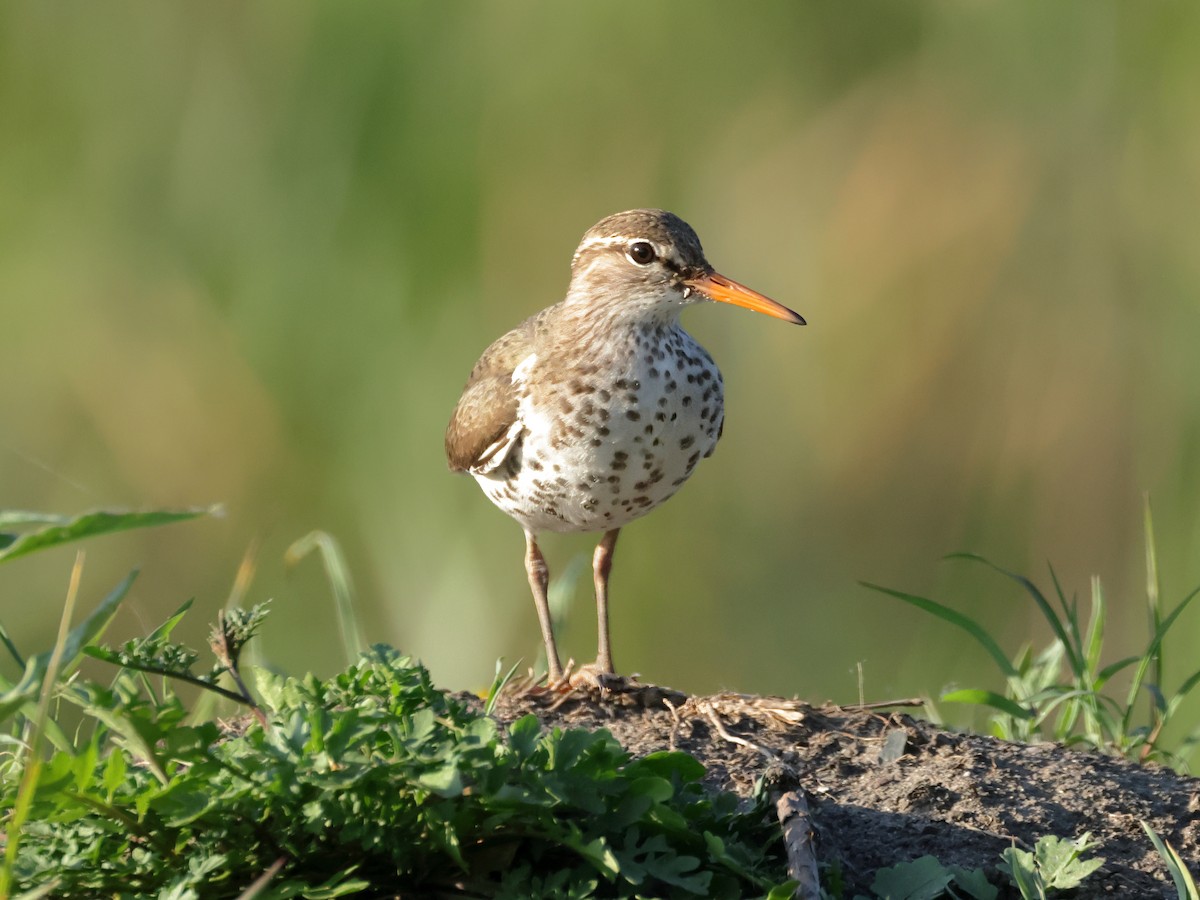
[867,834,1104,900]
[865,499,1200,768]
[998,833,1105,899]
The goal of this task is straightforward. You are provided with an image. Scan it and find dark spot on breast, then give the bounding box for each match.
[571,379,594,394]
[682,396,693,407]
[686,373,696,384]
[626,410,641,421]
[666,380,677,393]
[655,412,666,422]
[591,438,602,447]
[680,435,695,449]
[644,424,654,435]
[649,367,659,378]
[599,408,610,421]
[607,475,620,483]
[687,451,700,469]
[560,398,574,415]
[615,378,628,390]
[598,389,611,402]
[658,397,668,407]
[598,426,610,436]
[528,459,543,471]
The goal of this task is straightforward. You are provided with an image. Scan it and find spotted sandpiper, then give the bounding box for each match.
[445,209,804,686]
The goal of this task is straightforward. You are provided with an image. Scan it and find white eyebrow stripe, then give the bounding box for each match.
[575,235,634,253]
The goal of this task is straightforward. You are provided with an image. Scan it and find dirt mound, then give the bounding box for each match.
[489,688,1200,897]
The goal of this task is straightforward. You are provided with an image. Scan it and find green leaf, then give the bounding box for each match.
[871,855,954,899]
[949,866,998,900]
[1000,847,1045,900]
[941,689,1034,720]
[414,763,465,797]
[630,750,707,783]
[0,506,216,564]
[1034,833,1104,891]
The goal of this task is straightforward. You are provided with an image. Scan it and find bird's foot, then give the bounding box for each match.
[564,661,633,693]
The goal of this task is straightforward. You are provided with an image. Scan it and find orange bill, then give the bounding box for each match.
[686,271,805,325]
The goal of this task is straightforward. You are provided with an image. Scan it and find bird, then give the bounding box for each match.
[445,209,804,687]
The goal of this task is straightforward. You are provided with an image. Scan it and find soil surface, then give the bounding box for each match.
[487,684,1200,898]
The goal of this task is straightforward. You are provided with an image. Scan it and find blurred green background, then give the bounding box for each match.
[3,3,1199,726]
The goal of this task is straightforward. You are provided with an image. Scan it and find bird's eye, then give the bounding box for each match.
[626,241,656,266]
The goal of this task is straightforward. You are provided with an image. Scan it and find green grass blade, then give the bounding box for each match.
[484,657,523,716]
[1094,655,1140,689]
[146,598,195,642]
[1143,495,1163,687]
[1124,582,1200,736]
[286,531,365,666]
[0,553,84,896]
[1140,821,1199,900]
[863,582,1018,678]
[1048,564,1083,661]
[1164,667,1200,722]
[0,506,217,565]
[941,689,1034,720]
[949,554,1084,678]
[0,621,25,668]
[1085,575,1105,677]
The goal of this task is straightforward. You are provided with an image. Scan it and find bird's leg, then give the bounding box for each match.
[523,530,563,683]
[592,528,621,674]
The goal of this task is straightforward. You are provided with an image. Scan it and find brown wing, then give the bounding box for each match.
[444,315,539,473]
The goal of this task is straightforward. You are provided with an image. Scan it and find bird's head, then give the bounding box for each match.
[566,208,805,326]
